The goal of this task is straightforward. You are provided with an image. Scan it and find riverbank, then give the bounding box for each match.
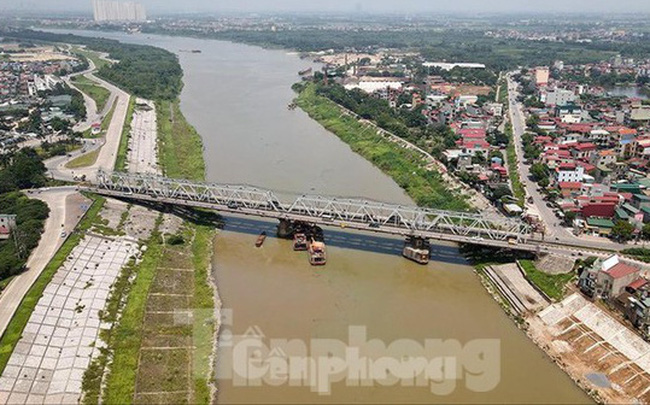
[295,83,469,211]
[0,30,220,403]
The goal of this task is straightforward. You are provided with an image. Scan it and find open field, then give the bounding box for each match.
[65,149,100,169]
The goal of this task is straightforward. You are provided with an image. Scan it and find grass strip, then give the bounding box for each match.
[114,96,135,171]
[102,221,164,404]
[157,99,206,181]
[72,75,111,112]
[505,121,526,207]
[65,149,100,169]
[519,259,574,301]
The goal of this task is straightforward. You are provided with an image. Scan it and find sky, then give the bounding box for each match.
[2,0,650,14]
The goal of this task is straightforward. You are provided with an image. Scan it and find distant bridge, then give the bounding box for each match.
[86,170,605,256]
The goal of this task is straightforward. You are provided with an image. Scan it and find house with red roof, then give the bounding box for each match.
[571,142,597,159]
[596,257,641,299]
[579,255,641,299]
[558,182,582,198]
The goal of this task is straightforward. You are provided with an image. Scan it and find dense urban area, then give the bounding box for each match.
[1,8,650,405]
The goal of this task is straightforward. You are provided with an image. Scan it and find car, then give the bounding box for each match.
[227,201,240,209]
[60,231,67,238]
[369,223,381,229]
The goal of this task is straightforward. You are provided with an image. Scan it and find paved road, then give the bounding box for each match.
[506,75,626,252]
[46,77,129,183]
[0,187,82,339]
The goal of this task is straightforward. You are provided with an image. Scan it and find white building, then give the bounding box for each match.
[542,88,576,106]
[556,163,585,183]
[93,0,146,22]
[423,62,486,71]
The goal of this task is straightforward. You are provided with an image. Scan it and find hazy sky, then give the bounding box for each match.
[2,0,650,14]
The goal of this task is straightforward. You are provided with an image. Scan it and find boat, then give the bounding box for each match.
[402,246,429,265]
[293,233,308,251]
[402,237,430,265]
[308,240,327,266]
[298,67,313,76]
[255,231,267,247]
[191,49,202,53]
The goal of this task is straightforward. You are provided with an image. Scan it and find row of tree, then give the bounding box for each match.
[0,149,50,283]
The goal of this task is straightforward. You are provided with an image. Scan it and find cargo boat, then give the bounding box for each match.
[308,240,327,265]
[298,67,313,76]
[293,233,308,251]
[402,246,429,265]
[255,231,267,247]
[402,237,430,265]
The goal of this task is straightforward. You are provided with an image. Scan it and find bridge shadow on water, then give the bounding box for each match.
[219,214,470,266]
[126,201,470,266]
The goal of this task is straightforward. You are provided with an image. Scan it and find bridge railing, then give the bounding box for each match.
[95,170,532,242]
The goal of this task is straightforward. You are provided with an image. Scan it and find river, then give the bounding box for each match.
[49,29,590,404]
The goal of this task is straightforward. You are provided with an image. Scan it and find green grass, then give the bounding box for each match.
[157,99,206,181]
[497,79,508,104]
[622,248,650,263]
[191,225,216,404]
[296,84,469,211]
[72,46,110,71]
[519,259,574,301]
[96,101,215,403]
[114,96,135,171]
[65,149,100,169]
[72,75,111,112]
[0,196,104,376]
[505,122,526,207]
[103,223,164,405]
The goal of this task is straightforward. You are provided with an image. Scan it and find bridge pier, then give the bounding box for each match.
[276,219,312,239]
[277,219,293,239]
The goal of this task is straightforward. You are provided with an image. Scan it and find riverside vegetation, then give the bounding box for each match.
[294,82,469,211]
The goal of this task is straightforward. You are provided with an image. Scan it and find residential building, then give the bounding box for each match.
[544,88,576,106]
[0,214,16,240]
[556,162,585,183]
[579,255,641,299]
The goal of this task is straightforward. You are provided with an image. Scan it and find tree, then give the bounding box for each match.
[642,223,650,240]
[564,211,577,226]
[491,185,512,201]
[530,163,549,182]
[611,220,635,242]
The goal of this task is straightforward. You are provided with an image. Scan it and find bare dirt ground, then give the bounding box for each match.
[528,293,650,404]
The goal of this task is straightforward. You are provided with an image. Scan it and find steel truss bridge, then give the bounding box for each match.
[88,170,558,252]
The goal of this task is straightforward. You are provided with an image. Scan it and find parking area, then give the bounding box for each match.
[0,234,140,404]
